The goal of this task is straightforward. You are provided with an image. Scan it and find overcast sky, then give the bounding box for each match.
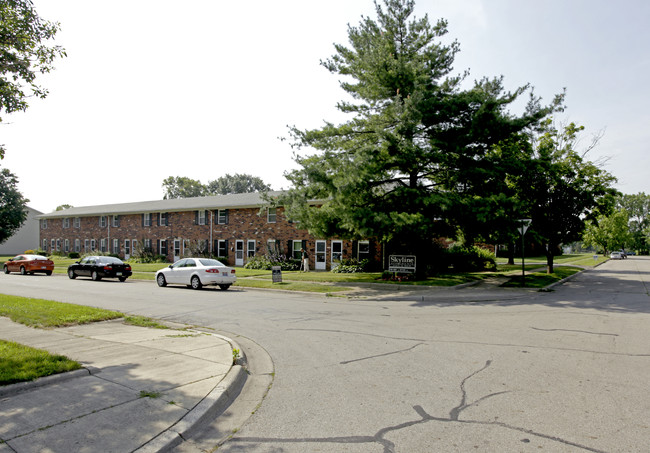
[3,0,649,213]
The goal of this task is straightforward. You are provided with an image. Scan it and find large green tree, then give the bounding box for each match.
[583,209,632,255]
[0,0,65,159]
[206,173,270,195]
[514,120,618,272]
[279,0,560,271]
[617,193,650,254]
[0,167,27,243]
[162,174,271,199]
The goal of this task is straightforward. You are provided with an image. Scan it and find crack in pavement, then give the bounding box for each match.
[227,360,607,452]
[531,327,619,336]
[339,343,424,365]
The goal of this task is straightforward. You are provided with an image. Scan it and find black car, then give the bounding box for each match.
[67,256,132,282]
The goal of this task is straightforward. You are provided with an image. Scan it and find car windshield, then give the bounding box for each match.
[198,259,225,267]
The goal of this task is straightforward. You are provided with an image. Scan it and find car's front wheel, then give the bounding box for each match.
[156,274,167,287]
[91,271,101,281]
[68,269,76,279]
[3,266,9,274]
[20,266,26,275]
[190,275,202,290]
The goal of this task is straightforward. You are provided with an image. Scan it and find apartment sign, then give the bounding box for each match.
[388,255,416,273]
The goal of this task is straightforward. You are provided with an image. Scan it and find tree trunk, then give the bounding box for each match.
[507,242,515,265]
[545,245,554,274]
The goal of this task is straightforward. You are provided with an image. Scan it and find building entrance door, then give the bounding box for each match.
[315,240,326,270]
[174,239,181,262]
[331,241,342,269]
[235,240,244,266]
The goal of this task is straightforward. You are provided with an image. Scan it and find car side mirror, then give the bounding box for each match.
[8,258,13,262]
[168,265,173,268]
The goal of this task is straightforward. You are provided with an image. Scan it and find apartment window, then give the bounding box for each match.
[84,239,89,252]
[56,239,61,251]
[217,209,228,224]
[267,207,277,223]
[100,238,107,253]
[51,239,55,251]
[217,240,228,257]
[90,239,96,251]
[62,218,70,229]
[99,216,107,228]
[196,210,207,225]
[267,239,278,255]
[112,238,119,254]
[143,213,152,227]
[112,215,120,227]
[42,239,48,251]
[159,212,168,226]
[41,219,47,229]
[74,239,80,253]
[64,239,70,253]
[159,239,167,256]
[358,240,370,260]
[144,239,152,252]
[247,240,256,258]
[74,217,81,228]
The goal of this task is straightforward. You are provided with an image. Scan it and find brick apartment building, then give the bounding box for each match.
[35,191,381,270]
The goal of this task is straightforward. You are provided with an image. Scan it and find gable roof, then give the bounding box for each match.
[37,191,285,219]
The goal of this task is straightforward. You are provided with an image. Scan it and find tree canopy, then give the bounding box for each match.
[278,0,564,271]
[162,174,271,199]
[0,0,65,159]
[0,167,27,244]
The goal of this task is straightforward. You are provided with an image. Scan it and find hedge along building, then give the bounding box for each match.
[35,191,381,270]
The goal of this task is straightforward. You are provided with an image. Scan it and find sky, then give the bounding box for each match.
[2,0,649,213]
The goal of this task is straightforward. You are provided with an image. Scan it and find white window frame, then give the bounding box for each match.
[217,209,228,224]
[64,239,70,253]
[159,212,168,226]
[267,207,277,223]
[198,210,206,225]
[143,213,152,227]
[292,240,302,260]
[51,239,55,251]
[100,238,107,253]
[358,240,370,259]
[90,239,96,251]
[113,238,119,254]
[74,239,80,252]
[62,218,70,229]
[112,215,119,227]
[74,217,81,228]
[41,219,47,229]
[99,216,107,228]
[247,239,256,258]
[84,239,89,252]
[42,239,47,250]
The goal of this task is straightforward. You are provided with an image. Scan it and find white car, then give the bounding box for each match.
[155,258,236,290]
[609,251,622,260]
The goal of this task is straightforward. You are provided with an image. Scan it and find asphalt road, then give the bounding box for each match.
[2,257,649,452]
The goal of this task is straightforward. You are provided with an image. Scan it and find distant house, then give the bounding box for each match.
[0,206,42,255]
[35,192,380,269]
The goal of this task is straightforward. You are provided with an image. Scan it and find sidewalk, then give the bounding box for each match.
[0,318,246,453]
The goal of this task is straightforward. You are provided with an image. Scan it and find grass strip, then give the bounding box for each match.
[0,294,123,328]
[235,279,351,293]
[0,340,82,385]
[501,266,582,288]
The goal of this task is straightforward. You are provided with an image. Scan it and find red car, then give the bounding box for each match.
[3,254,54,275]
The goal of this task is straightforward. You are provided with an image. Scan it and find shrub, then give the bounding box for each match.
[24,249,36,254]
[446,245,496,272]
[331,258,368,273]
[244,254,300,271]
[68,252,80,259]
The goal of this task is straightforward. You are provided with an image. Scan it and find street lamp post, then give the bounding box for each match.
[517,219,532,287]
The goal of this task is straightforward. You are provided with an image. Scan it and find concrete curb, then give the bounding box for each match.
[0,367,92,397]
[135,336,248,453]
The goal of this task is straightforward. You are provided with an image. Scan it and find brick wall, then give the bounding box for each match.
[39,207,375,270]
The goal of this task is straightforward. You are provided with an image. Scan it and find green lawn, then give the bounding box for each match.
[0,294,123,328]
[0,340,82,385]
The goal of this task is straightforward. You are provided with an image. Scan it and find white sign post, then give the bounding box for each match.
[518,219,532,286]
